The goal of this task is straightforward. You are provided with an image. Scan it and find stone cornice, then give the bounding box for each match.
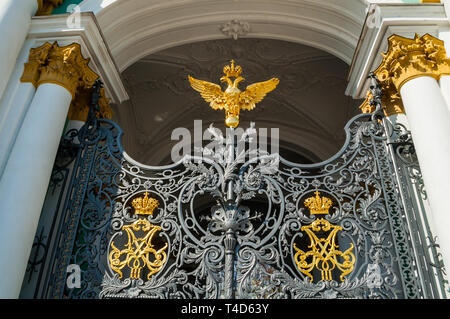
[21,42,99,98]
[359,33,450,116]
[36,0,63,16]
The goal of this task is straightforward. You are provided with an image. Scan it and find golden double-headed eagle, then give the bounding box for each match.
[188,60,279,128]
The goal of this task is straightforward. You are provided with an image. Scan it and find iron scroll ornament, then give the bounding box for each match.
[43,77,440,299]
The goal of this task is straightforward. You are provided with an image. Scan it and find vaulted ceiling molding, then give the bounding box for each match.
[79,0,368,70]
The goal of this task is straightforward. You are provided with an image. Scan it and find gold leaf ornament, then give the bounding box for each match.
[293,192,355,282]
[109,194,168,280]
[188,60,279,128]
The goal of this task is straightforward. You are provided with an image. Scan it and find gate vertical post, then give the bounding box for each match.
[223,130,237,299]
[224,228,236,299]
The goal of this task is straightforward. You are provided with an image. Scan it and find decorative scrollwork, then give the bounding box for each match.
[43,73,444,299]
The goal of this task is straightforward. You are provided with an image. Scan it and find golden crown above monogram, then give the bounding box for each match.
[132,192,159,215]
[304,191,333,215]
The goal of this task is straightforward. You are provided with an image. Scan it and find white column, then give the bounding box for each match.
[0,40,37,179]
[438,28,450,112]
[399,76,450,275]
[438,76,450,112]
[0,0,37,101]
[438,29,450,113]
[0,83,72,298]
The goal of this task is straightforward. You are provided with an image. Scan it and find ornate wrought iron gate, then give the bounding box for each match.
[22,78,447,299]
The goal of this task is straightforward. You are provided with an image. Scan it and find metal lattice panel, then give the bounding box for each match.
[23,79,447,299]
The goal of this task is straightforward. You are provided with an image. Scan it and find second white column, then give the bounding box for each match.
[399,76,450,276]
[0,0,37,101]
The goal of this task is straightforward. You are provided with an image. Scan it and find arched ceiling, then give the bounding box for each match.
[73,0,370,165]
[79,0,370,70]
[112,38,362,165]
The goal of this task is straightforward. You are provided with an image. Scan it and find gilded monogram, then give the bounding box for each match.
[293,192,355,282]
[108,193,168,280]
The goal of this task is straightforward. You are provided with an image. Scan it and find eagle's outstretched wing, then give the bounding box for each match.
[239,78,279,111]
[188,75,226,110]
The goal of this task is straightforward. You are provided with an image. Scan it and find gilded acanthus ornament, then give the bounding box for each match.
[21,42,98,97]
[360,33,450,116]
[37,42,98,98]
[36,0,64,16]
[188,60,279,128]
[68,87,114,121]
[21,41,100,97]
[21,42,114,121]
[20,42,53,87]
[359,82,404,117]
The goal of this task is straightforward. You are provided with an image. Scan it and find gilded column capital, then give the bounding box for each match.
[20,42,53,87]
[21,42,99,98]
[360,33,450,116]
[375,33,450,90]
[36,0,63,16]
[68,87,114,122]
[37,42,98,97]
[358,83,404,117]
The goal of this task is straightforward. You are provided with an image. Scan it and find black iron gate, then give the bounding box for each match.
[21,78,447,299]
